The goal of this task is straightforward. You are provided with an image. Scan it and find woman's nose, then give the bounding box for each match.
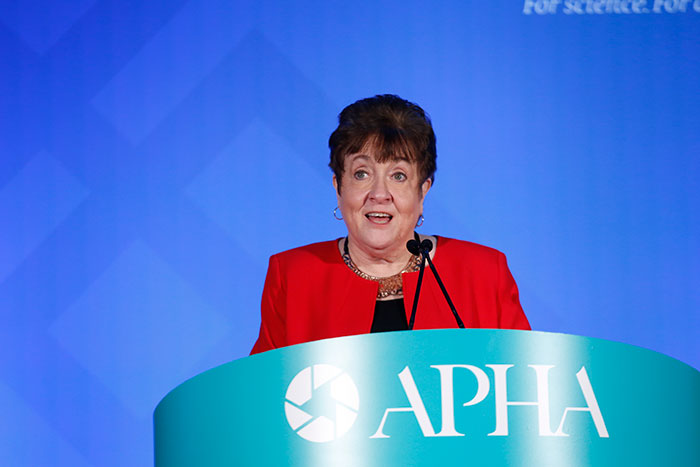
[368,177,391,202]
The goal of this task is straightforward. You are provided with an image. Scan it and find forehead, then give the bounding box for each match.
[344,153,413,170]
[342,132,418,165]
[344,146,412,166]
[347,150,409,161]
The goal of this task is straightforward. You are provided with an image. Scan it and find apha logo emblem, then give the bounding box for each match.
[284,364,360,443]
[285,364,608,442]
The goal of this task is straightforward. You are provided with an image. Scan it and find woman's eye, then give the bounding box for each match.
[392,172,407,181]
[353,170,368,180]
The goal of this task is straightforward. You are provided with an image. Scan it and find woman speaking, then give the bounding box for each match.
[251,95,529,354]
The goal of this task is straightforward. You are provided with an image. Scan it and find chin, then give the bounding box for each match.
[358,230,403,251]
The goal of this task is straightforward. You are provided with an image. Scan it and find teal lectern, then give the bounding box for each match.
[154,330,700,466]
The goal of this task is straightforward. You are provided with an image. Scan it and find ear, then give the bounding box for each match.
[421,178,432,198]
[333,174,340,196]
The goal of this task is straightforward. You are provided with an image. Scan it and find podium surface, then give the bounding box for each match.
[154,330,700,466]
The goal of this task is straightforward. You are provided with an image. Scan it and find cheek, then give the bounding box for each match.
[397,191,423,214]
[338,189,365,212]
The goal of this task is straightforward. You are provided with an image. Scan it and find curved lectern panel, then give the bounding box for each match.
[154,329,699,466]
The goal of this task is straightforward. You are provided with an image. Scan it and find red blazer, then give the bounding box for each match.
[251,237,530,354]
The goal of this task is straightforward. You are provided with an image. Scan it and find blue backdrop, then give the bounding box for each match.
[1,1,698,465]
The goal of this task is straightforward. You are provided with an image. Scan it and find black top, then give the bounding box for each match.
[370,298,408,333]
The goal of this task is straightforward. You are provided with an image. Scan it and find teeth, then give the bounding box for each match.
[367,213,391,218]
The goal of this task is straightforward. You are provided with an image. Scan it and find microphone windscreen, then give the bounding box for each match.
[406,239,420,255]
[420,239,433,252]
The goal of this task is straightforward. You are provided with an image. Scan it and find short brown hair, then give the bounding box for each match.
[329,94,436,192]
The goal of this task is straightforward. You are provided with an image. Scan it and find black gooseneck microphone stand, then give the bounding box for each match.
[406,233,426,330]
[406,232,464,330]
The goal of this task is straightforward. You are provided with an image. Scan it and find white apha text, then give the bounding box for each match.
[370,364,609,439]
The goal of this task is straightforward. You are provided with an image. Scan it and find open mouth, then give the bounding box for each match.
[365,212,393,224]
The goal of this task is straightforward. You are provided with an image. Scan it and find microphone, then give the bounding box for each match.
[406,235,427,330]
[406,239,434,255]
[406,234,465,330]
[406,239,420,255]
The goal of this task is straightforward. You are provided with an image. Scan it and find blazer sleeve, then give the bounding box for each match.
[496,252,531,330]
[250,254,286,354]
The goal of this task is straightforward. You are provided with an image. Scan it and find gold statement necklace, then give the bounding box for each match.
[342,236,421,299]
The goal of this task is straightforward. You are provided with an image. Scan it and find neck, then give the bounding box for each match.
[345,235,414,278]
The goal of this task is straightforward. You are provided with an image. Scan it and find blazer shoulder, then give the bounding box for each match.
[271,239,341,267]
[437,236,505,263]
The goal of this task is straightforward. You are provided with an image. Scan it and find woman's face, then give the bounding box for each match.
[334,148,431,257]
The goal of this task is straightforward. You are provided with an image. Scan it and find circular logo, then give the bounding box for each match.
[284,364,359,443]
